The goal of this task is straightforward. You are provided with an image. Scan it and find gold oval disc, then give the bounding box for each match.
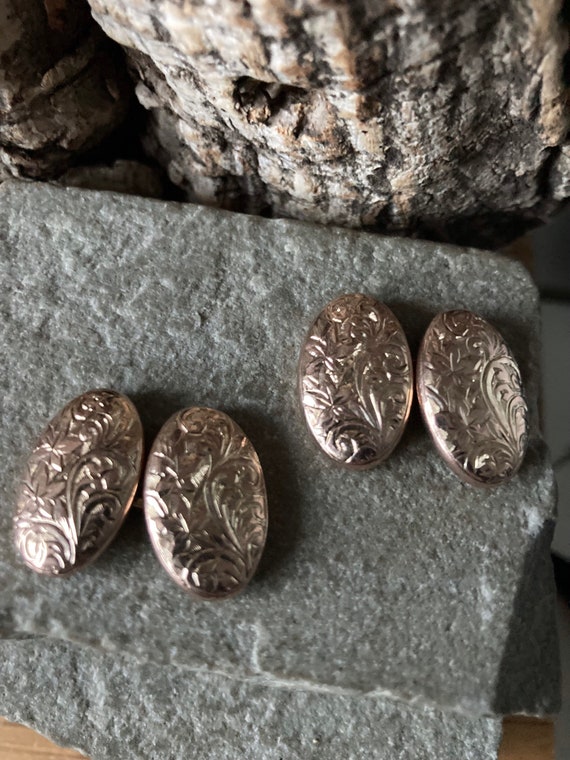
[298,293,413,468]
[417,310,529,487]
[14,389,143,575]
[144,407,268,600]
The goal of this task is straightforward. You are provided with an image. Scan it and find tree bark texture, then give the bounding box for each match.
[85,0,570,247]
[0,0,131,179]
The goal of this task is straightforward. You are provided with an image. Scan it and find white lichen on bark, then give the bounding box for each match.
[85,0,570,245]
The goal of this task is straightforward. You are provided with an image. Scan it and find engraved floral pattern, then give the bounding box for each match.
[299,294,413,467]
[417,310,529,486]
[144,407,268,600]
[14,390,143,575]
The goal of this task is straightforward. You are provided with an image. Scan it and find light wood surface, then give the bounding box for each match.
[0,718,85,759]
[0,716,554,759]
[498,716,555,760]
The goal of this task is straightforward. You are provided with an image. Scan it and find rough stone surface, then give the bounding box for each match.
[0,180,559,718]
[0,636,503,760]
[0,0,131,179]
[86,0,570,247]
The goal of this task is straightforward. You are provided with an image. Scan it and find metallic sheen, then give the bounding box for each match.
[144,407,268,600]
[14,389,143,575]
[299,293,413,468]
[417,310,529,487]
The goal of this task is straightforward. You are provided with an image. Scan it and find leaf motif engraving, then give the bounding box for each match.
[14,390,143,575]
[144,407,268,600]
[299,294,413,467]
[418,311,529,486]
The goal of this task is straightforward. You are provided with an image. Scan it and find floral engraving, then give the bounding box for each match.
[417,310,529,487]
[144,407,268,600]
[14,390,143,575]
[299,294,413,467]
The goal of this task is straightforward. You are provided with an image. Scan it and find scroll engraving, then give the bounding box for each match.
[299,294,413,468]
[14,390,143,575]
[144,407,268,600]
[417,310,529,487]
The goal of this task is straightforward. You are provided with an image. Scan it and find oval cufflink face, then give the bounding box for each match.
[298,293,413,468]
[14,389,144,576]
[144,407,268,600]
[417,310,529,487]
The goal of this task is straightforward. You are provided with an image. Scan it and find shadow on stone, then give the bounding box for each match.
[130,389,192,452]
[94,506,149,572]
[388,301,435,352]
[492,492,561,714]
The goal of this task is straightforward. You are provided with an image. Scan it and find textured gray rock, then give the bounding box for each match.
[86,0,570,246]
[0,181,559,719]
[0,636,503,760]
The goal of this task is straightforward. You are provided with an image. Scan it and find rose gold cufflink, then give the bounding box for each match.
[416,309,529,488]
[143,406,268,600]
[13,389,144,576]
[298,293,413,469]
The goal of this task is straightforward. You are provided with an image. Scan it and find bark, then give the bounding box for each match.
[85,0,570,247]
[0,0,132,179]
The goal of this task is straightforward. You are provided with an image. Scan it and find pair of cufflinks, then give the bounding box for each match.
[14,395,267,600]
[299,294,528,487]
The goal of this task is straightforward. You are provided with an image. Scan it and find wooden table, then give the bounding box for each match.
[0,716,554,759]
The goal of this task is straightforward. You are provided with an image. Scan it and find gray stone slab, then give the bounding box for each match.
[0,180,559,716]
[0,636,502,760]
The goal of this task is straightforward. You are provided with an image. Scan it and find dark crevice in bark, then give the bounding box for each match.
[536,145,562,202]
[233,76,308,124]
